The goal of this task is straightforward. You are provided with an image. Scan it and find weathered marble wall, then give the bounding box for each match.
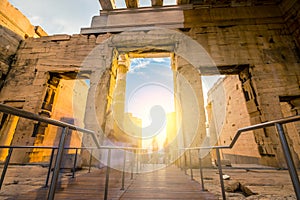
[280,0,300,49]
[207,76,261,164]
[0,34,112,163]
[0,26,22,92]
[182,4,300,167]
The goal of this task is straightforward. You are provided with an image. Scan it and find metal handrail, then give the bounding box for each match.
[0,145,96,189]
[0,103,100,148]
[0,103,146,200]
[0,103,101,200]
[181,114,300,200]
[184,115,300,151]
[0,145,142,199]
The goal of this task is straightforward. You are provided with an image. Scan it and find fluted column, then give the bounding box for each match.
[113,54,130,129]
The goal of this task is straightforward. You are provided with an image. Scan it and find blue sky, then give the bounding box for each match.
[126,57,173,102]
[124,57,174,148]
[125,58,174,124]
[9,0,176,35]
[9,0,100,34]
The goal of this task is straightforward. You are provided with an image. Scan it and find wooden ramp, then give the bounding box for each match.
[9,168,131,200]
[120,165,216,200]
[10,165,216,200]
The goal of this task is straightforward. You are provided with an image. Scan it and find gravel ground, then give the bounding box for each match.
[187,165,297,200]
[0,165,91,200]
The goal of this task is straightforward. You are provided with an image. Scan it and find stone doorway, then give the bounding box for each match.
[29,72,90,163]
[0,113,19,161]
[81,29,219,167]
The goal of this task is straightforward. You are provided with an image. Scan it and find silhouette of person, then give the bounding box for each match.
[152,137,159,164]
[163,138,170,164]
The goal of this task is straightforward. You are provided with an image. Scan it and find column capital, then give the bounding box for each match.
[118,54,130,73]
[171,53,177,71]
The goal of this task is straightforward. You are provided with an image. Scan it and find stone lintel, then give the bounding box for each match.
[200,64,250,75]
[128,52,171,58]
[47,34,71,41]
[80,7,187,34]
[81,4,282,34]
[80,23,184,34]
[98,9,184,27]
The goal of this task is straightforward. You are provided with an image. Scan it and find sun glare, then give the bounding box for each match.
[125,57,175,149]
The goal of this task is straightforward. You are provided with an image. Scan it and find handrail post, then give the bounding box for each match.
[216,148,226,200]
[72,148,78,178]
[173,150,176,166]
[44,148,56,188]
[189,149,193,180]
[198,149,205,191]
[131,150,134,180]
[88,149,93,173]
[121,150,127,190]
[47,127,69,200]
[139,150,142,170]
[0,147,13,190]
[184,150,188,175]
[275,123,300,199]
[104,149,111,200]
[176,151,179,167]
[179,150,182,170]
[136,150,139,174]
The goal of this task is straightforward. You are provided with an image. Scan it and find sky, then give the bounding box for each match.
[125,57,174,148]
[9,0,176,35]
[124,58,223,148]
[9,0,100,35]
[125,58,174,125]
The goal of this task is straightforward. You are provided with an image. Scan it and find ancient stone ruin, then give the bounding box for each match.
[0,0,300,171]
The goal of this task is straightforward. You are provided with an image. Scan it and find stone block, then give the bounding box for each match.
[48,34,71,41]
[32,78,47,86]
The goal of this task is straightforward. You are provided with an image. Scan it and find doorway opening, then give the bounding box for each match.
[30,72,90,162]
[125,57,175,152]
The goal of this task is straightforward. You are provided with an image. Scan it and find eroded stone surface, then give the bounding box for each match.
[190,166,298,199]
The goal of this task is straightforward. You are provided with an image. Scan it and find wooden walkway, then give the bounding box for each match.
[10,165,216,200]
[120,165,216,200]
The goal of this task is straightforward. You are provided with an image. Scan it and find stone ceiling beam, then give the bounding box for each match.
[151,0,163,7]
[81,6,189,34]
[125,0,139,8]
[99,0,116,10]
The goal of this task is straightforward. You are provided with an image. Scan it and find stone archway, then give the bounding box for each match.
[79,28,222,167]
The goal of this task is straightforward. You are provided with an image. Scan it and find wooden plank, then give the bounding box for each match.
[11,165,216,199]
[120,166,217,199]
